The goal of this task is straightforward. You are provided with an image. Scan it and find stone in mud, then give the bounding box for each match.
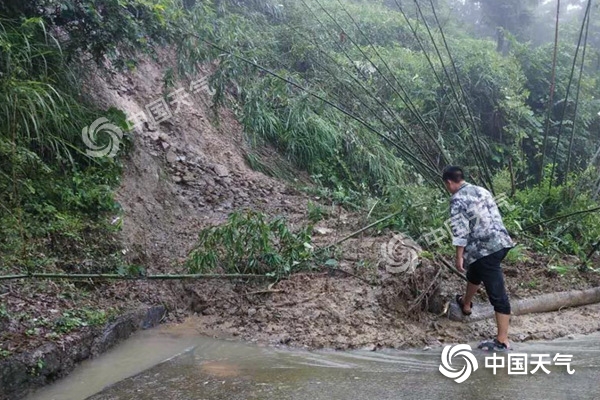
[144,121,158,132]
[212,164,229,177]
[182,173,195,183]
[166,150,179,164]
[314,227,334,236]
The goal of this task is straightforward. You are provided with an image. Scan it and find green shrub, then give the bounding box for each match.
[186,211,314,277]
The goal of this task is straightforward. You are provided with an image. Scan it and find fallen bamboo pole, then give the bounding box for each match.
[0,273,271,282]
[448,286,600,322]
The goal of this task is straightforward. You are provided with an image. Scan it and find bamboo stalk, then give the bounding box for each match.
[0,273,271,281]
[393,0,490,190]
[548,0,593,190]
[522,205,600,231]
[540,0,561,182]
[314,0,446,171]
[192,35,439,179]
[288,5,443,184]
[565,5,591,180]
[424,0,495,194]
[0,275,29,281]
[283,21,442,188]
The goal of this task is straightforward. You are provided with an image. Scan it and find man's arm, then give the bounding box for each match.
[455,246,465,272]
[450,198,469,272]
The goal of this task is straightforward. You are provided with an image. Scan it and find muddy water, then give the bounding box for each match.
[27,324,600,400]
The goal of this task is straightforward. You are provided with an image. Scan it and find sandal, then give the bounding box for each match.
[478,339,510,352]
[455,294,473,316]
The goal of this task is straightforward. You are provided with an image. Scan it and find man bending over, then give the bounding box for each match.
[442,166,514,351]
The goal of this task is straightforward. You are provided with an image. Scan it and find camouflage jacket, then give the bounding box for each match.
[449,183,514,266]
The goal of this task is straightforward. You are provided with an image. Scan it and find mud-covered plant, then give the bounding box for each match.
[186,211,314,276]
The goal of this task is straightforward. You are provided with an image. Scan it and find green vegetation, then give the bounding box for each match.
[186,211,313,277]
[307,201,328,223]
[55,308,109,333]
[0,14,125,274]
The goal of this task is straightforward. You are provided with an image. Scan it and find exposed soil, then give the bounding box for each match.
[2,49,600,399]
[171,249,600,350]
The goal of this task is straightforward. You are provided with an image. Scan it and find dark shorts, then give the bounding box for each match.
[467,248,511,315]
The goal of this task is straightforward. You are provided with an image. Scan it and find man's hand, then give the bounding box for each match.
[455,257,464,273]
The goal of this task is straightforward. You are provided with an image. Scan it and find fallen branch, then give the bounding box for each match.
[448,286,600,322]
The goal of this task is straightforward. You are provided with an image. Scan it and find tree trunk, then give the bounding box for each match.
[448,287,600,322]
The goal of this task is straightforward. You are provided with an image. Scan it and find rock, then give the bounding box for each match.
[144,121,157,132]
[173,176,182,183]
[278,335,292,345]
[161,141,170,150]
[166,150,178,164]
[247,308,257,317]
[314,227,334,236]
[202,307,215,316]
[182,173,195,183]
[147,130,160,141]
[213,164,229,177]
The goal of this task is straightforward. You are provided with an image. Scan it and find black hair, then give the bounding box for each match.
[442,166,465,183]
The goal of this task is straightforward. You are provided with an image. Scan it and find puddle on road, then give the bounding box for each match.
[26,321,600,400]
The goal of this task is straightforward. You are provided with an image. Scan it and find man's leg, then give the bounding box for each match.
[480,249,512,347]
[495,312,510,346]
[462,282,479,313]
[461,260,482,313]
